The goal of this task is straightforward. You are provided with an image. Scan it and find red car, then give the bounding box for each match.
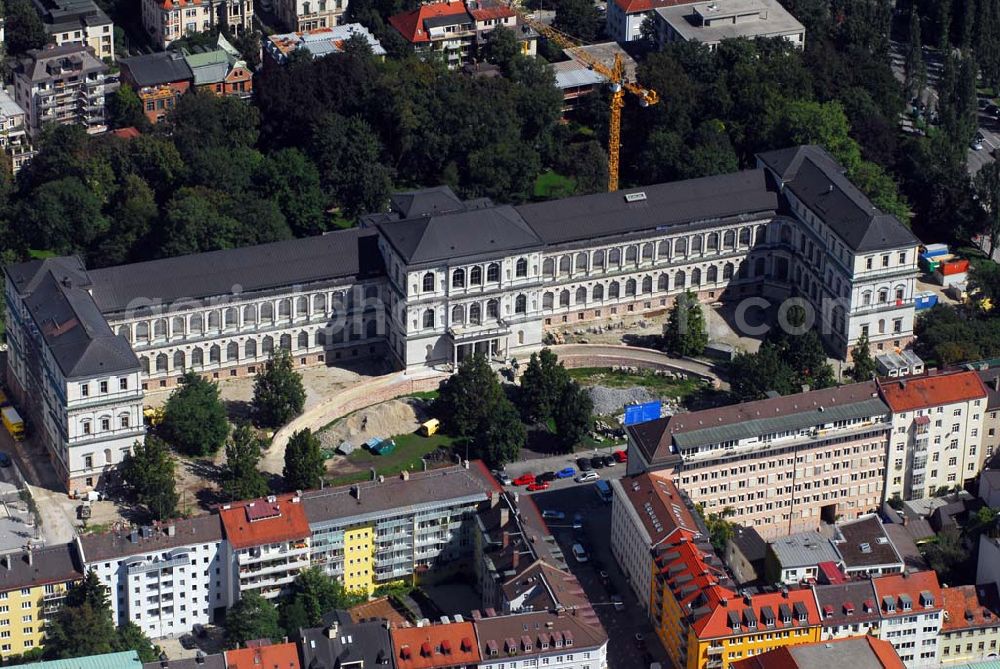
[513,473,535,486]
[613,450,628,462]
[527,481,550,492]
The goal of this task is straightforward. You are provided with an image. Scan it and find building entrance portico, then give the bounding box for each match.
[449,323,510,366]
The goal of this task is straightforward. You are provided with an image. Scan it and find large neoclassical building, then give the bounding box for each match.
[4,145,920,492]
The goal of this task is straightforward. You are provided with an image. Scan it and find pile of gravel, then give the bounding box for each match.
[587,385,659,417]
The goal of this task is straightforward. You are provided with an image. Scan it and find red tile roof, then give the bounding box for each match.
[732,637,904,669]
[871,571,942,618]
[469,6,515,20]
[940,584,1000,633]
[391,622,481,669]
[225,642,300,669]
[620,473,701,545]
[612,0,697,16]
[878,371,987,412]
[218,494,310,550]
[389,2,472,44]
[111,127,141,140]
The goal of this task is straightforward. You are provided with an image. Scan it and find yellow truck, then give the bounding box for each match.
[2,406,24,441]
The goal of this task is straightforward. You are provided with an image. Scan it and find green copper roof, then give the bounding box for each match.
[28,651,142,669]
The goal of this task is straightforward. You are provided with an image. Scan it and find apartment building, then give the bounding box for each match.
[78,517,228,639]
[219,494,311,601]
[475,610,609,669]
[33,0,115,60]
[871,571,943,668]
[974,364,1000,467]
[627,381,890,539]
[391,621,480,669]
[275,0,348,32]
[879,371,988,501]
[938,584,1000,665]
[264,25,386,66]
[830,514,904,577]
[3,258,144,493]
[605,0,695,42]
[653,0,805,51]
[609,473,703,617]
[812,580,881,641]
[141,0,253,50]
[300,613,394,669]
[765,531,840,584]
[13,44,115,138]
[0,89,34,173]
[732,637,906,669]
[0,545,81,660]
[303,464,499,594]
[225,642,300,669]
[119,51,192,124]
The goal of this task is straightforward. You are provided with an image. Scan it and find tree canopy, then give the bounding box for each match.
[223,424,271,501]
[161,371,230,457]
[283,429,325,491]
[119,437,180,521]
[252,349,307,429]
[663,291,708,357]
[224,593,282,648]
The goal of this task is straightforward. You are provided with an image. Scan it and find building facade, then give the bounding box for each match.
[33,0,115,60]
[879,372,988,502]
[871,572,943,668]
[605,0,693,42]
[119,51,193,124]
[0,545,81,660]
[141,0,253,50]
[13,44,115,138]
[78,517,228,639]
[275,0,348,32]
[654,0,805,51]
[938,584,1000,666]
[0,89,34,173]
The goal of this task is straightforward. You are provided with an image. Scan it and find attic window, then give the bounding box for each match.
[461,637,473,652]
[919,591,935,608]
[900,594,913,611]
[400,645,412,660]
[844,602,855,615]
[441,640,452,654]
[421,642,432,657]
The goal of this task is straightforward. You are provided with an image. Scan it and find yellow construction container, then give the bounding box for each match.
[2,406,24,441]
[419,418,440,437]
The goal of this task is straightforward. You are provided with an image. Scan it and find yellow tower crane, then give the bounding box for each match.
[512,14,660,191]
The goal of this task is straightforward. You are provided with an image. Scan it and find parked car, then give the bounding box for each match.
[572,543,589,562]
[572,512,584,529]
[987,104,1000,119]
[972,134,985,150]
[527,481,550,492]
[0,452,10,467]
[613,449,627,462]
[180,635,198,650]
[493,470,512,485]
[602,455,616,467]
[556,467,576,479]
[538,471,557,482]
[513,473,535,486]
[575,471,600,483]
[577,457,592,472]
[590,456,605,469]
[541,510,565,520]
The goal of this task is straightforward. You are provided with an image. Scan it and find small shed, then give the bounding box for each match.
[336,441,355,455]
[420,418,440,436]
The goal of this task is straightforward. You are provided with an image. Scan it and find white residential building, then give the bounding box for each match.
[605,0,691,42]
[0,88,34,172]
[141,0,253,50]
[879,372,988,501]
[275,0,348,32]
[33,0,115,60]
[474,610,609,669]
[654,0,805,51]
[77,517,228,639]
[871,571,943,668]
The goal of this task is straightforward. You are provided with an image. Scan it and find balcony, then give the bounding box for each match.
[707,645,724,656]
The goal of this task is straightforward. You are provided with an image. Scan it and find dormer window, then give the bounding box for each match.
[919,591,935,608]
[900,594,913,611]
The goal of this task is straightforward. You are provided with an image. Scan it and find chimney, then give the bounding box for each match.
[351,485,361,501]
[502,531,510,548]
[512,549,520,571]
[195,651,205,665]
[499,505,509,528]
[326,621,339,639]
[994,376,999,392]
[1,554,9,570]
[902,513,909,527]
[401,470,410,481]
[26,548,32,567]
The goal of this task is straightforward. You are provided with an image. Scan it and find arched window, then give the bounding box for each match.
[315,329,327,347]
[707,266,718,283]
[593,284,604,301]
[515,295,527,313]
[227,341,239,360]
[543,258,555,277]
[245,339,257,358]
[470,266,482,285]
[192,347,204,367]
[675,238,688,256]
[593,250,606,269]
[173,350,185,370]
[658,274,669,291]
[641,243,654,261]
[658,241,671,259]
[423,272,435,292]
[313,294,326,313]
[209,345,221,364]
[780,225,792,244]
[262,336,274,355]
[295,296,308,316]
[423,309,435,328]
[723,263,734,280]
[754,258,766,276]
[243,305,257,324]
[559,256,571,275]
[675,271,686,288]
[469,303,482,325]
[155,353,168,372]
[642,276,652,293]
[609,281,620,299]
[153,319,167,339]
[280,334,292,350]
[136,322,149,341]
[625,279,636,296]
[878,289,889,303]
[452,269,465,288]
[260,302,274,321]
[207,311,220,331]
[895,285,905,301]
[297,331,309,349]
[692,268,702,285]
[543,293,554,309]
[691,236,703,253]
[862,290,872,305]
[224,308,238,329]
[452,305,465,324]
[722,231,735,250]
[625,246,638,264]
[559,289,570,306]
[140,356,150,374]
[575,253,588,270]
[366,319,378,338]
[575,287,587,304]
[739,228,751,246]
[189,315,203,335]
[515,259,528,277]
[117,324,131,341]
[487,299,499,319]
[487,263,500,282]
[609,248,621,265]
[878,319,886,334]
[278,299,292,319]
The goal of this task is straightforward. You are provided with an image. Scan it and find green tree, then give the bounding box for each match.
[904,9,927,101]
[475,396,527,466]
[252,348,307,429]
[20,177,110,257]
[114,622,161,663]
[222,424,270,501]
[278,567,365,635]
[254,148,327,237]
[224,593,282,648]
[283,429,325,491]
[846,332,878,381]
[553,0,599,41]
[561,141,608,195]
[65,571,110,610]
[466,138,540,203]
[663,291,708,357]
[95,174,157,267]
[5,0,48,55]
[552,380,593,450]
[106,85,148,130]
[728,346,798,400]
[974,160,1000,257]
[481,25,520,73]
[696,504,735,554]
[921,526,968,583]
[311,114,392,217]
[161,371,230,457]
[518,349,569,424]
[120,437,179,521]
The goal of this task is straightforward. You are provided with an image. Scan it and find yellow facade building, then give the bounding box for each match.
[343,524,376,594]
[0,544,81,660]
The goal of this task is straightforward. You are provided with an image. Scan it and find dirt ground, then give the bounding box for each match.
[316,398,429,450]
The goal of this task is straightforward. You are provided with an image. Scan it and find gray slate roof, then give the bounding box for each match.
[769,531,840,568]
[812,581,880,628]
[120,51,193,87]
[390,185,469,219]
[78,515,223,563]
[831,515,902,569]
[0,542,82,592]
[18,43,107,83]
[5,257,139,379]
[758,145,918,253]
[143,654,225,669]
[730,525,767,562]
[517,169,778,247]
[300,614,393,669]
[88,229,381,314]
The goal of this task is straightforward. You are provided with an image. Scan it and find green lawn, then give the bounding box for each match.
[568,367,704,398]
[28,249,57,259]
[534,170,576,200]
[327,431,456,486]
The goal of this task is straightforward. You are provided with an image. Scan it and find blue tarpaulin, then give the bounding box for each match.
[624,401,662,425]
